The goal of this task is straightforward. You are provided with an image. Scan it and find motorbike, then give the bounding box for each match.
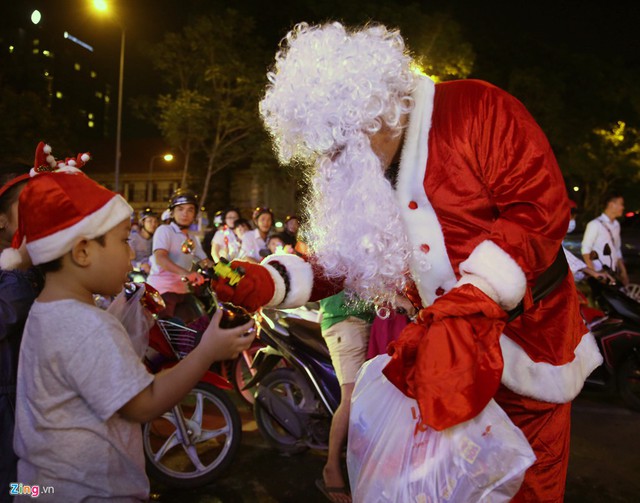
[583,260,640,411]
[243,303,339,454]
[130,275,246,489]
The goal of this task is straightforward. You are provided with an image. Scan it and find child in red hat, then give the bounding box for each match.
[6,142,255,501]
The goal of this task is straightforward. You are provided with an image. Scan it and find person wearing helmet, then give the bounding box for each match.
[146,189,213,318]
[128,208,159,274]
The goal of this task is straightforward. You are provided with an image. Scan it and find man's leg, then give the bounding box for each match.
[321,317,371,503]
[322,383,355,503]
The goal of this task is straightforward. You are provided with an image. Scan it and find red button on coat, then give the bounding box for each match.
[408,201,418,210]
[435,287,445,296]
[420,244,430,253]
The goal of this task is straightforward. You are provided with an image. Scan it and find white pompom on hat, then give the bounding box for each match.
[0,141,132,270]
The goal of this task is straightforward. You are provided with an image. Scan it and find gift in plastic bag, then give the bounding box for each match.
[107,285,155,359]
[347,354,536,502]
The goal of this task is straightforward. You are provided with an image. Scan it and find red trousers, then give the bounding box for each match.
[495,385,572,503]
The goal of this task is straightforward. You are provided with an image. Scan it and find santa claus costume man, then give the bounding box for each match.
[214,22,602,502]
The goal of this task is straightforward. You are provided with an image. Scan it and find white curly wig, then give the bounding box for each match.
[260,22,417,163]
[260,23,419,305]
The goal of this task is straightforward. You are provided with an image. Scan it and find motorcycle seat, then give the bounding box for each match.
[285,317,331,359]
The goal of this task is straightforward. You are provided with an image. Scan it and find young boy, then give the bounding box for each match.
[3,152,254,501]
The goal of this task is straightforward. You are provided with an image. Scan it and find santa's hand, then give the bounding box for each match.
[210,260,276,313]
[384,283,507,431]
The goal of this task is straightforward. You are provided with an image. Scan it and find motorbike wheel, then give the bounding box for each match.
[143,382,241,488]
[617,353,640,411]
[254,368,315,455]
[232,343,262,405]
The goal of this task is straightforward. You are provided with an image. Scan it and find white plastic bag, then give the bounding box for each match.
[107,286,155,359]
[347,354,536,502]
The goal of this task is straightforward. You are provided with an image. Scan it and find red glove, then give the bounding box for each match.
[211,260,275,313]
[383,283,507,431]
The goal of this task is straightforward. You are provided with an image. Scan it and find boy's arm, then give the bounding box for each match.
[119,309,254,423]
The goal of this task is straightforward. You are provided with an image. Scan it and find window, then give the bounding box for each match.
[55,91,63,99]
[74,63,81,71]
[90,71,97,78]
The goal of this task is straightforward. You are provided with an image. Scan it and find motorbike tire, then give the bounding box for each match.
[254,368,315,455]
[617,353,640,412]
[143,382,241,488]
[232,344,262,405]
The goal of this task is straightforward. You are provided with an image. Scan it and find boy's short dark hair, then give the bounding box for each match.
[37,234,108,274]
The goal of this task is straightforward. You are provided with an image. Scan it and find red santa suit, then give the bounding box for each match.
[231,77,603,501]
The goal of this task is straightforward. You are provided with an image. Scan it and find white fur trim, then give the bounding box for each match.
[396,76,457,307]
[459,240,527,311]
[43,144,52,154]
[453,274,500,304]
[26,195,133,265]
[500,332,603,403]
[56,166,82,174]
[262,254,314,309]
[0,247,23,270]
[81,153,90,162]
[262,262,286,306]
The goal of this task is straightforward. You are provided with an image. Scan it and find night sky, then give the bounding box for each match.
[9,0,640,137]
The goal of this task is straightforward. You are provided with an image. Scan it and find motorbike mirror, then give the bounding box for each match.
[603,243,612,256]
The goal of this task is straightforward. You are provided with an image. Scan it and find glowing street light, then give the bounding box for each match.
[91,0,125,193]
[148,154,174,201]
[31,10,42,25]
[573,186,580,192]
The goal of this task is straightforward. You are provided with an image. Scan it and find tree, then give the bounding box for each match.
[563,121,640,219]
[302,1,475,81]
[145,10,268,207]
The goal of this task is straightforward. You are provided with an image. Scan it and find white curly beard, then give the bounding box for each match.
[303,137,411,307]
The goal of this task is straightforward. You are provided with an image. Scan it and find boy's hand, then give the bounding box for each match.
[198,308,255,361]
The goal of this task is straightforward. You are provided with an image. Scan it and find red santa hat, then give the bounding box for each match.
[0,142,132,270]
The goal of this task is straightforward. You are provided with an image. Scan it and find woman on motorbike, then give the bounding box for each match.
[146,189,213,319]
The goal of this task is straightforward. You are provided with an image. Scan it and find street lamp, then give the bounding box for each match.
[91,0,125,194]
[148,154,174,202]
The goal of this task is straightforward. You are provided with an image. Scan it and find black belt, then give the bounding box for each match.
[506,247,568,322]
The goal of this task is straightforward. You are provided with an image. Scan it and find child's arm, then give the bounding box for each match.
[119,309,254,423]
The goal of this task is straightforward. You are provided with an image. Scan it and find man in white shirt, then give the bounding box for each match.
[147,189,213,318]
[581,194,629,285]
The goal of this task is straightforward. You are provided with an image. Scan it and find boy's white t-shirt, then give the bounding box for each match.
[14,299,154,501]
